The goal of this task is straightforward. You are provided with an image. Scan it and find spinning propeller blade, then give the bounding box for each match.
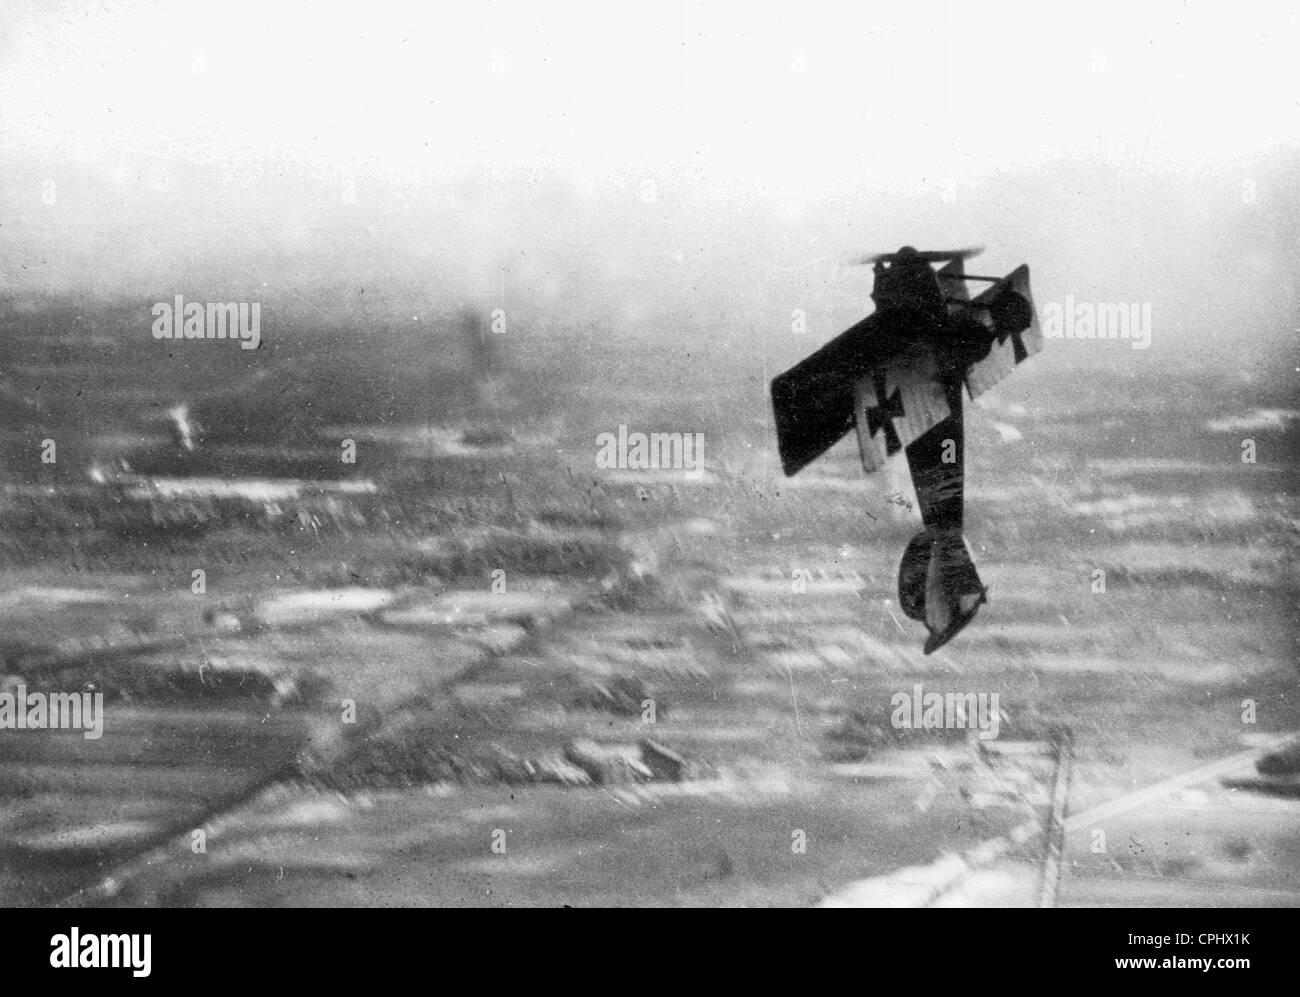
[850,246,984,266]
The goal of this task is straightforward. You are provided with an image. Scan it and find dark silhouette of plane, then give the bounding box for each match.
[770,246,1042,653]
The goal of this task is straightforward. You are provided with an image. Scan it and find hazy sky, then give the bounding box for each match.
[2,0,1294,190]
[0,0,1295,365]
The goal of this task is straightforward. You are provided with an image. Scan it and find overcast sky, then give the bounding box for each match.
[0,0,1295,365]
[3,0,1294,187]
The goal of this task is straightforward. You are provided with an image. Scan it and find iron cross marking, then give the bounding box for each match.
[991,288,1033,363]
[865,371,906,454]
[997,326,1030,364]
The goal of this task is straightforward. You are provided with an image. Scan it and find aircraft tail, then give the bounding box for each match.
[897,529,987,654]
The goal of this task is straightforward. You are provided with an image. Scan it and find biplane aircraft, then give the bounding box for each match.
[770,246,1042,653]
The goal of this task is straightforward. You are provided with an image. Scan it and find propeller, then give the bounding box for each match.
[850,245,984,266]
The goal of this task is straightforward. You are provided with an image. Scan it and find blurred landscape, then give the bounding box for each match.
[1,261,1296,905]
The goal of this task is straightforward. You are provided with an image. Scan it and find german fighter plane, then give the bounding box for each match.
[770,246,1042,653]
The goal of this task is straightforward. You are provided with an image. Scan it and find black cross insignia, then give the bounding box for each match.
[998,327,1029,364]
[865,371,906,454]
[991,289,1033,363]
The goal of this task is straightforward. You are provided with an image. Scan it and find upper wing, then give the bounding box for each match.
[963,264,1042,399]
[771,314,953,476]
[770,315,875,476]
[852,341,951,472]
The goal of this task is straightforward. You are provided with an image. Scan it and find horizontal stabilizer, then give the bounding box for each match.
[898,529,987,654]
